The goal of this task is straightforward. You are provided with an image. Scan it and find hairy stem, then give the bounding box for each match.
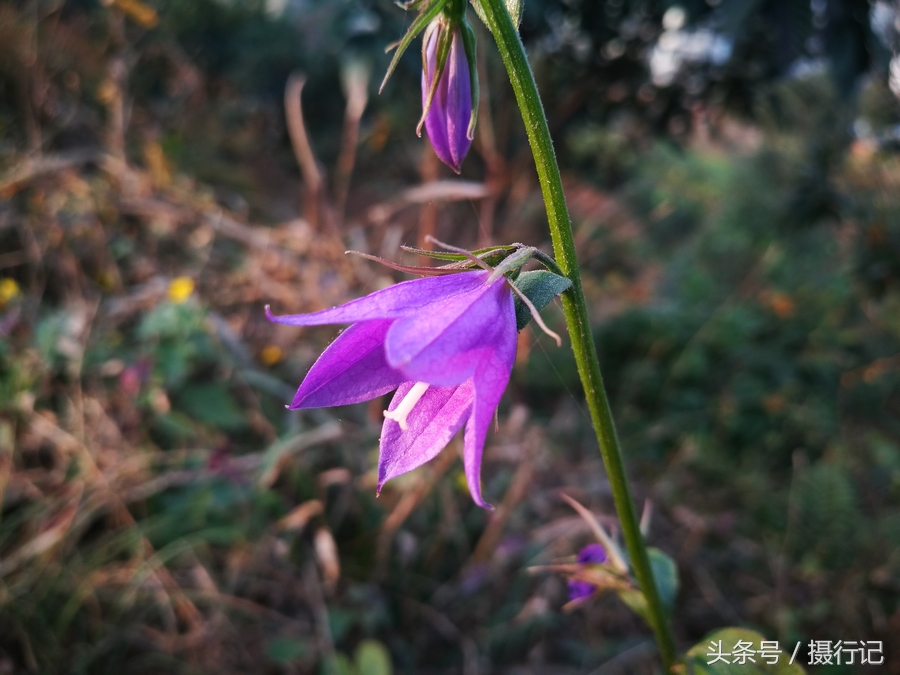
[476,0,677,669]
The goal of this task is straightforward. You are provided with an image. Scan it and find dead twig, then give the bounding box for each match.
[284,73,337,234]
[368,179,491,226]
[334,59,370,223]
[0,150,102,197]
[475,45,505,246]
[417,147,440,262]
[303,560,336,665]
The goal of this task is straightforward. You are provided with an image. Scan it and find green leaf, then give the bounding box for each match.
[323,653,358,675]
[616,547,678,621]
[684,628,806,675]
[380,0,447,93]
[266,637,308,663]
[470,0,523,32]
[175,383,247,432]
[355,640,392,675]
[512,270,572,331]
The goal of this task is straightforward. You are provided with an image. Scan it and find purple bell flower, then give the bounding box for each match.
[266,270,516,508]
[567,543,608,601]
[421,23,474,173]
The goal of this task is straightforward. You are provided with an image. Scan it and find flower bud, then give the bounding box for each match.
[420,19,477,173]
[567,543,608,601]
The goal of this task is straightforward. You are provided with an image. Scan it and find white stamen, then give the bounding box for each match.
[383,382,430,430]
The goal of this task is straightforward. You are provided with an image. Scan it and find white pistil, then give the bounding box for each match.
[383,381,430,430]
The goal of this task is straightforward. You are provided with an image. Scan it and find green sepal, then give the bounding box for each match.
[349,246,516,276]
[512,269,571,331]
[380,0,448,93]
[470,0,523,32]
[400,244,516,263]
[684,628,807,674]
[616,547,678,621]
[460,16,479,141]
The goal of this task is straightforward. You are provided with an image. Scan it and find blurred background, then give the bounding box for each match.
[1,0,900,672]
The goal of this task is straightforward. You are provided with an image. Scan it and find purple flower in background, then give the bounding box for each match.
[266,270,516,507]
[420,22,475,173]
[567,543,608,601]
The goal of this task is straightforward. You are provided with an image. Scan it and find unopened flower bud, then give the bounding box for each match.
[420,17,477,173]
[567,543,608,601]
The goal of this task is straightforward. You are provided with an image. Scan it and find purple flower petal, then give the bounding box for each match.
[461,290,516,508]
[385,276,509,386]
[377,380,473,490]
[289,320,405,409]
[422,29,448,158]
[266,271,487,327]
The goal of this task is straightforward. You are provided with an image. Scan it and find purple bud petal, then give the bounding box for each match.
[577,543,608,564]
[422,26,472,173]
[567,544,608,601]
[567,579,596,601]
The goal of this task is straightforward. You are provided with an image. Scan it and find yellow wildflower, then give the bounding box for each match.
[260,345,283,366]
[0,278,20,306]
[167,276,194,304]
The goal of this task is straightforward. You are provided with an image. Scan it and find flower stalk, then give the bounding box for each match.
[475,0,677,670]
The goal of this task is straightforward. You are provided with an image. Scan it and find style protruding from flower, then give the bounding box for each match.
[267,269,515,508]
[567,543,608,601]
[379,0,478,173]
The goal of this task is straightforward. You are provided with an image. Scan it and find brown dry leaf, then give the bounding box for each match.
[0,420,13,512]
[142,140,171,188]
[276,500,324,533]
[108,0,159,28]
[0,484,83,577]
[317,468,352,490]
[314,528,340,588]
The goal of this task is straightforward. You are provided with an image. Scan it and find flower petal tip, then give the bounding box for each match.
[264,304,284,323]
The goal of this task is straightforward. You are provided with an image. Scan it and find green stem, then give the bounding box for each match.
[477,1,677,670]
